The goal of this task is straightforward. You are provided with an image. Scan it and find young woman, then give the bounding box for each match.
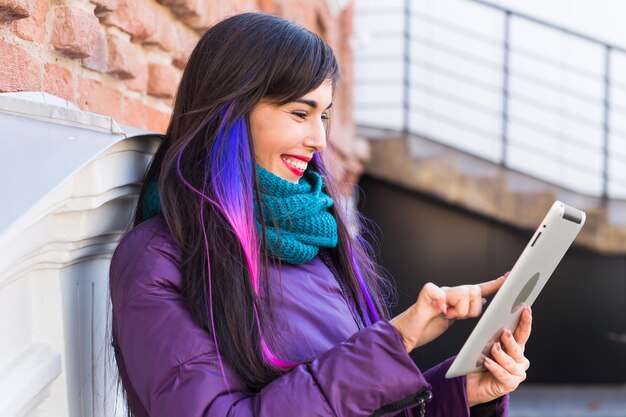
[109,12,531,417]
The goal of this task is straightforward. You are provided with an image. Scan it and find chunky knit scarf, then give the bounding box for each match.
[255,165,338,264]
[141,166,338,265]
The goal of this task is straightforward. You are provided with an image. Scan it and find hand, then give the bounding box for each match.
[466,306,533,407]
[390,273,508,352]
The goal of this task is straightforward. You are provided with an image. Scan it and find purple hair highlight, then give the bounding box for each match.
[349,254,380,326]
[208,116,301,368]
[312,154,380,326]
[175,110,300,384]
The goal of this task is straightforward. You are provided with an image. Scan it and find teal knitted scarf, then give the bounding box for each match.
[255,165,338,264]
[141,166,338,265]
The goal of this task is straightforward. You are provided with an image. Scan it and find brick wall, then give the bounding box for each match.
[0,0,365,189]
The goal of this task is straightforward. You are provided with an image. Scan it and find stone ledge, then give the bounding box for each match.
[360,126,626,255]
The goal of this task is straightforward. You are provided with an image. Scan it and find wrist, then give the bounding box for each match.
[390,308,417,353]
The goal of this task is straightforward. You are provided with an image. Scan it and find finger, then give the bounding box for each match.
[513,306,533,347]
[500,329,529,368]
[467,286,484,318]
[445,286,471,318]
[478,272,509,297]
[491,342,527,378]
[483,355,526,394]
[419,282,447,315]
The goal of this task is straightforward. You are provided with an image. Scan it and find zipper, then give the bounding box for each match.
[369,388,433,417]
[318,250,363,331]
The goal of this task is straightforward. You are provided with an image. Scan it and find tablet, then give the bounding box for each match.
[445,201,586,379]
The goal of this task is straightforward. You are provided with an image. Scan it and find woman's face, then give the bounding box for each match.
[250,80,333,183]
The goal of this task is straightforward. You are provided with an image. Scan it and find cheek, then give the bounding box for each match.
[251,121,282,167]
[255,119,294,155]
[250,109,307,168]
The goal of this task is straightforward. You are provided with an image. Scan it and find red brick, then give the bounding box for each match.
[143,11,174,52]
[77,77,123,121]
[171,24,198,69]
[0,0,34,22]
[186,0,216,31]
[107,33,142,79]
[147,62,177,98]
[119,96,147,128]
[158,0,215,30]
[43,63,73,101]
[82,28,108,72]
[145,105,170,133]
[229,0,256,14]
[0,40,43,92]
[13,0,48,42]
[51,6,99,59]
[103,0,156,42]
[157,0,195,18]
[91,0,118,16]
[282,2,318,33]
[125,59,148,92]
[331,4,354,133]
[258,0,281,14]
[212,0,256,21]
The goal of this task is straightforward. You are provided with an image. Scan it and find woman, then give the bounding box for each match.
[109,12,531,417]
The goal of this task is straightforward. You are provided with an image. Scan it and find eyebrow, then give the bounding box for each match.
[293,98,333,110]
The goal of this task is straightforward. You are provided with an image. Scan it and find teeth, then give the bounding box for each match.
[282,156,307,171]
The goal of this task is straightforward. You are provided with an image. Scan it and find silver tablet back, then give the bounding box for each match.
[445,201,586,378]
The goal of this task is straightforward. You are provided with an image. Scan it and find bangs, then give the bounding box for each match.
[264,27,340,104]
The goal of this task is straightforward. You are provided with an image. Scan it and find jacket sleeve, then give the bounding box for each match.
[419,357,509,417]
[469,397,509,417]
[110,229,433,417]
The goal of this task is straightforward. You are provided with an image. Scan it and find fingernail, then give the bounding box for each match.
[484,357,494,365]
[505,329,512,338]
[528,306,533,316]
[494,342,501,351]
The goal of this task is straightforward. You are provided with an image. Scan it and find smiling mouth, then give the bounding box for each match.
[281,155,307,176]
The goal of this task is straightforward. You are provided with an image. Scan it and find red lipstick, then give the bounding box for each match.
[282,154,312,162]
[281,154,309,177]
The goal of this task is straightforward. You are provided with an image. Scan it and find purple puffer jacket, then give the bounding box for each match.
[109,215,508,417]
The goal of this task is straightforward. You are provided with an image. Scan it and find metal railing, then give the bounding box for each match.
[354,0,626,199]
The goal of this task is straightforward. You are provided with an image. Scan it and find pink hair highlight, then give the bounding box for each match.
[175,113,300,387]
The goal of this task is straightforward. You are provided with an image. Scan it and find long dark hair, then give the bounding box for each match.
[132,12,392,394]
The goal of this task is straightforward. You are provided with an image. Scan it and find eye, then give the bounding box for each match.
[321,113,330,121]
[292,111,307,119]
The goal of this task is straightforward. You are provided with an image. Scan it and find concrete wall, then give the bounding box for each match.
[360,175,626,383]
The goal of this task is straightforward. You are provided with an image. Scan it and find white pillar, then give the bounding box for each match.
[0,93,160,417]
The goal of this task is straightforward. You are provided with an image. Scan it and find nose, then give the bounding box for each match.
[303,119,327,152]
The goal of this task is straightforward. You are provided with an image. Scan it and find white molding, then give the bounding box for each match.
[0,93,123,134]
[0,93,159,417]
[0,344,61,417]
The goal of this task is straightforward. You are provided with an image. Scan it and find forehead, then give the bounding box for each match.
[300,80,333,102]
[256,80,334,110]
